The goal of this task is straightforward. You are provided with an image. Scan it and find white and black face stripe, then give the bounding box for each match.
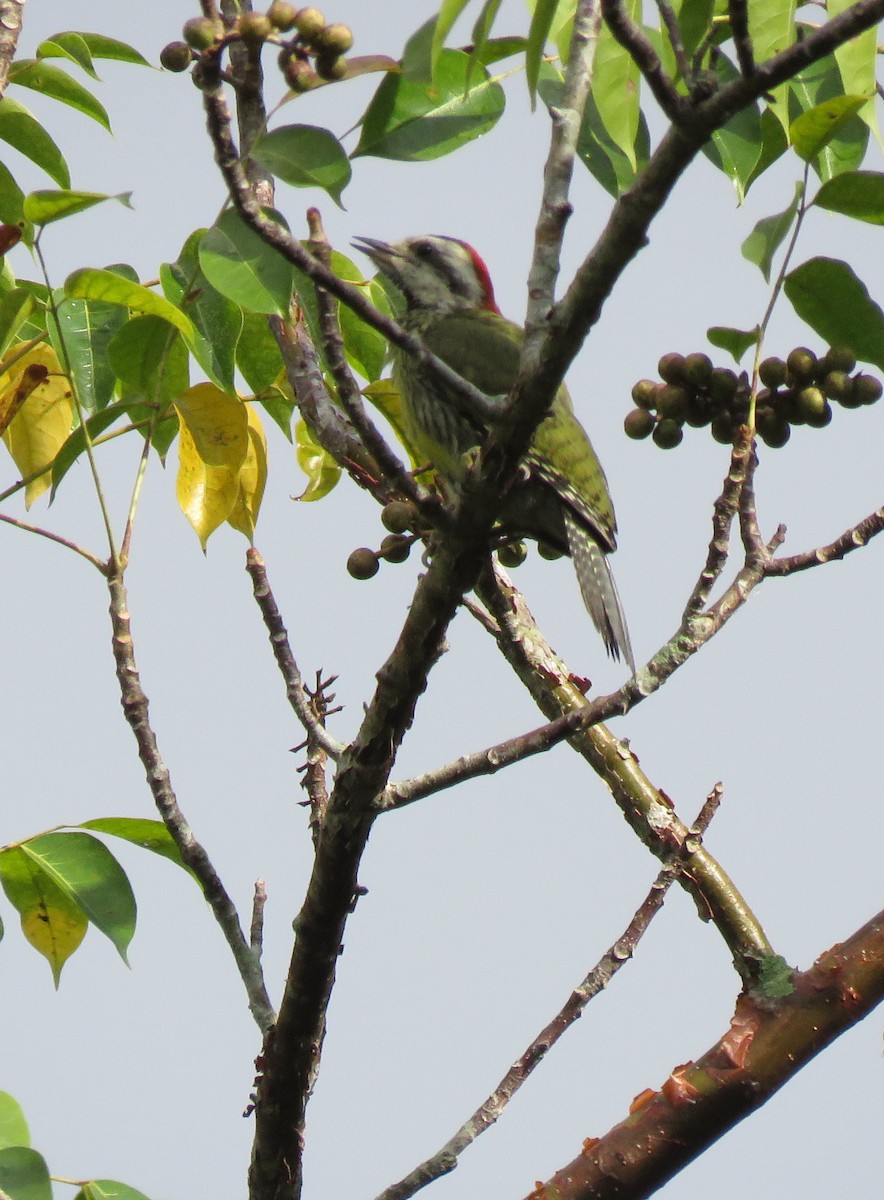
[405,237,485,307]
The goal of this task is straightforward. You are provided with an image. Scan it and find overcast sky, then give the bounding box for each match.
[2,4,882,1200]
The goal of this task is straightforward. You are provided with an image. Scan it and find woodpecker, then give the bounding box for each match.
[353,234,634,672]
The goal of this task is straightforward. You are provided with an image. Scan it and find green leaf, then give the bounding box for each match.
[672,0,716,62]
[790,56,869,181]
[50,401,134,497]
[7,60,111,130]
[36,33,97,78]
[747,0,796,132]
[331,250,392,382]
[828,0,878,136]
[0,1147,51,1200]
[107,315,189,403]
[707,325,759,362]
[160,230,242,391]
[0,97,69,187]
[0,1092,30,1150]
[199,210,295,317]
[539,65,649,198]
[593,0,641,169]
[814,170,884,224]
[0,288,35,358]
[295,417,341,500]
[702,53,761,201]
[0,846,88,984]
[22,189,131,226]
[237,309,286,395]
[251,125,351,207]
[80,818,193,875]
[784,257,884,372]
[353,49,505,161]
[744,106,789,192]
[21,832,136,963]
[526,0,559,105]
[74,1181,154,1200]
[467,2,507,85]
[64,268,196,343]
[469,34,525,69]
[43,31,150,70]
[432,0,472,78]
[741,180,804,281]
[48,286,129,413]
[0,161,29,241]
[790,94,869,162]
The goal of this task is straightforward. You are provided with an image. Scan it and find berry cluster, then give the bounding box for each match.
[346,501,417,580]
[160,6,354,89]
[625,346,883,450]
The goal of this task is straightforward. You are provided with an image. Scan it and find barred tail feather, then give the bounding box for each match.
[564,510,635,673]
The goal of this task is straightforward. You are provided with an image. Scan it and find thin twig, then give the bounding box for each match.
[107,569,275,1034]
[729,0,756,77]
[764,505,884,576]
[245,548,343,759]
[374,787,724,1200]
[656,0,692,80]
[601,0,688,122]
[0,512,108,572]
[250,880,268,959]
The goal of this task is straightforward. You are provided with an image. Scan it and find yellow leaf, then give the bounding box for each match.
[295,418,341,501]
[0,344,74,507]
[227,404,268,542]
[174,382,249,550]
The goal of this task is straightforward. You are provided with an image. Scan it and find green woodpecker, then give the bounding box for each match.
[353,234,634,672]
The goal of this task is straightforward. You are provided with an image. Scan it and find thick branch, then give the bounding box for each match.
[0,0,24,95]
[528,908,884,1200]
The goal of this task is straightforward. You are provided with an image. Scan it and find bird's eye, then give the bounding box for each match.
[413,240,436,260]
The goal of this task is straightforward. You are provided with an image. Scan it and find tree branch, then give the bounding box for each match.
[107,569,276,1034]
[0,0,24,96]
[527,908,884,1200]
[764,505,884,576]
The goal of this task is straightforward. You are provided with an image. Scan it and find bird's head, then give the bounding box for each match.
[353,235,500,316]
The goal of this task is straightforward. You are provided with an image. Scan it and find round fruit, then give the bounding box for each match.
[852,373,883,405]
[683,352,713,389]
[381,500,414,534]
[160,41,193,71]
[805,401,833,429]
[711,412,735,444]
[758,356,787,388]
[497,540,527,568]
[537,542,564,560]
[708,366,738,404]
[757,410,790,447]
[380,534,411,564]
[631,379,659,411]
[239,12,274,42]
[656,383,690,421]
[314,22,354,54]
[652,418,684,449]
[268,1,299,30]
[315,53,348,80]
[294,7,325,41]
[282,56,317,91]
[786,346,817,383]
[183,17,221,50]
[657,352,686,384]
[821,370,850,401]
[624,408,655,440]
[347,547,379,580]
[797,386,826,421]
[822,345,857,375]
[685,395,713,427]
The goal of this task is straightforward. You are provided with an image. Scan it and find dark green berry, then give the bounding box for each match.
[683,352,713,389]
[822,345,857,375]
[380,534,411,564]
[538,542,564,560]
[805,400,833,428]
[183,16,221,49]
[658,352,686,384]
[797,386,827,421]
[314,22,354,54]
[381,500,414,534]
[758,357,787,388]
[239,12,274,42]
[711,412,735,444]
[160,41,193,71]
[631,379,659,411]
[347,547,379,579]
[685,395,713,427]
[314,52,348,80]
[852,373,883,405]
[294,7,325,41]
[497,540,527,568]
[656,383,690,421]
[786,346,817,383]
[822,371,851,401]
[624,409,655,439]
[268,2,299,30]
[708,366,739,405]
[757,410,790,447]
[652,418,684,449]
[282,55,317,90]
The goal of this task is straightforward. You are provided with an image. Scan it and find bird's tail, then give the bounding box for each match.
[564,510,635,673]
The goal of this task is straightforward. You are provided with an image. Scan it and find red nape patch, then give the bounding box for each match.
[461,241,501,313]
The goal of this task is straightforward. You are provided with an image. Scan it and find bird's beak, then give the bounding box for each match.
[352,236,400,269]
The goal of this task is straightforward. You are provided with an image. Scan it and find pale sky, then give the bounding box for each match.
[2,3,882,1199]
